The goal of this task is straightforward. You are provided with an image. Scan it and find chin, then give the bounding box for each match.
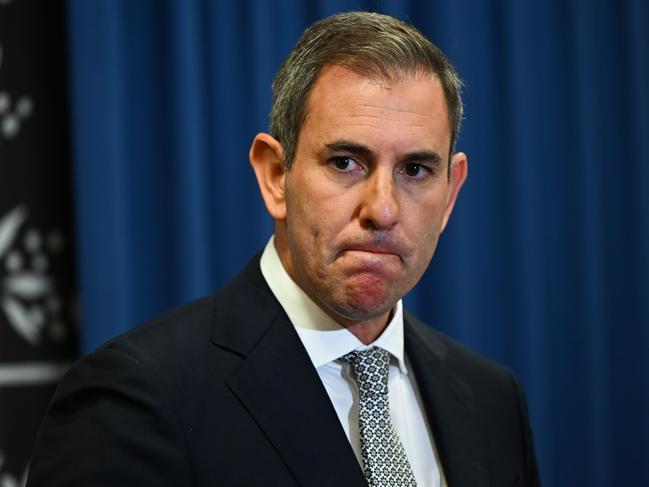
[332,288,397,323]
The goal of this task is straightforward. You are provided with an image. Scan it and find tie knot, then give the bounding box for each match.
[341,347,390,397]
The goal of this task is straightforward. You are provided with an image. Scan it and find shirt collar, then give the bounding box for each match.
[260,236,408,373]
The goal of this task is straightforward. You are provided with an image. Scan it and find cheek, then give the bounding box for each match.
[286,192,329,263]
[402,199,446,259]
[406,194,445,232]
[289,186,343,240]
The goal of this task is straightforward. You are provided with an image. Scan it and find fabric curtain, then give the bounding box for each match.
[66,1,649,485]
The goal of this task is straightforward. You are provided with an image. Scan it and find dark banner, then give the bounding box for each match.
[0,0,77,483]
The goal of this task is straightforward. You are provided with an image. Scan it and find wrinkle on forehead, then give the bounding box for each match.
[337,110,436,127]
[306,64,445,112]
[296,64,452,160]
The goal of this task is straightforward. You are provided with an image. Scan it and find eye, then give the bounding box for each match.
[330,156,361,173]
[400,162,430,179]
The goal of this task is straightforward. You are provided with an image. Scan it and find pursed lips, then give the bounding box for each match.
[337,244,406,263]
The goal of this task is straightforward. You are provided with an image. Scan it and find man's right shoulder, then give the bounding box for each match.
[93,252,271,364]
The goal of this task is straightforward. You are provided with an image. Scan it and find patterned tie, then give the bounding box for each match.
[342,347,417,487]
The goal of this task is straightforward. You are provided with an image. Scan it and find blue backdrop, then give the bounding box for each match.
[66,1,649,485]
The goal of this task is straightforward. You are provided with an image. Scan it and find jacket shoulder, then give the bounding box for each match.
[405,311,514,383]
[97,252,270,369]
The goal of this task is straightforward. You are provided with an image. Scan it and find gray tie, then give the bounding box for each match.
[342,347,417,487]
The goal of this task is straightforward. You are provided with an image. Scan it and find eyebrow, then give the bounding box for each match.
[325,140,374,158]
[324,139,443,166]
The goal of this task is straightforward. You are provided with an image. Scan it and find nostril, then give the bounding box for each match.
[362,218,378,231]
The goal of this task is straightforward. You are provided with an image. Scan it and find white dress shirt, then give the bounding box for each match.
[260,236,446,487]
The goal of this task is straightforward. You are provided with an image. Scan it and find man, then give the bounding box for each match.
[27,11,540,487]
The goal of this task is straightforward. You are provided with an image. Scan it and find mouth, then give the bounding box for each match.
[338,243,406,263]
[344,247,398,256]
[334,249,403,283]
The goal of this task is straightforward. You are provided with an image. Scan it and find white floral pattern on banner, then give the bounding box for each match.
[0,91,33,143]
[0,21,34,146]
[0,206,69,346]
[1,1,71,485]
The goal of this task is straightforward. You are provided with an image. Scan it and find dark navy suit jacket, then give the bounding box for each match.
[27,255,540,486]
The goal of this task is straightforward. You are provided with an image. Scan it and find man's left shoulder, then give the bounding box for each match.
[404,311,520,388]
[404,314,541,486]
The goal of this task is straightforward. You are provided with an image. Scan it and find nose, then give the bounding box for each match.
[358,169,399,231]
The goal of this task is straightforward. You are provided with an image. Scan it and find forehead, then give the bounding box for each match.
[300,64,451,153]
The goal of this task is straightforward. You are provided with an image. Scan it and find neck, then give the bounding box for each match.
[342,314,391,344]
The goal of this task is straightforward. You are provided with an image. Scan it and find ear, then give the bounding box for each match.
[440,151,468,232]
[249,133,287,220]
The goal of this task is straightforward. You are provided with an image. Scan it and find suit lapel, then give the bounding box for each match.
[212,258,365,487]
[405,317,490,487]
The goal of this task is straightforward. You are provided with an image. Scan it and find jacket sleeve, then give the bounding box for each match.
[26,344,192,487]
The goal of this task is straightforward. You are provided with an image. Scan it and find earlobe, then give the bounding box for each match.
[249,133,287,220]
[440,152,468,232]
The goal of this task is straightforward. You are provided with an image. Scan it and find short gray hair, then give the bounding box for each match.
[269,11,464,169]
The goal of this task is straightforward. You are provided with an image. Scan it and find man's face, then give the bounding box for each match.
[268,65,466,328]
